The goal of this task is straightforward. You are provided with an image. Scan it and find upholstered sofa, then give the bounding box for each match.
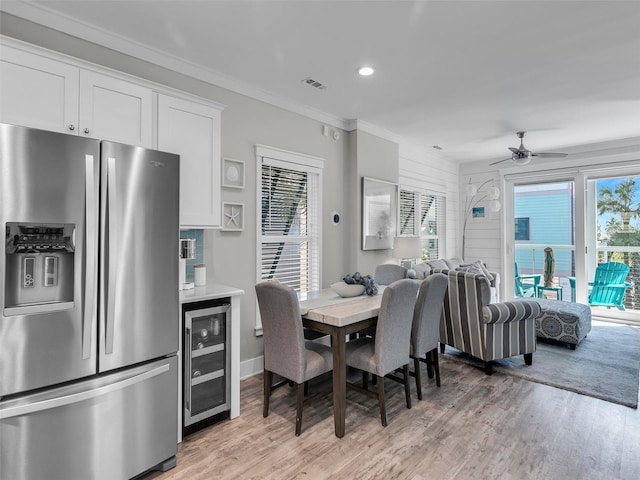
[413,257,501,303]
[437,269,541,375]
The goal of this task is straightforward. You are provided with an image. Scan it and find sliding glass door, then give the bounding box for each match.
[587,176,640,319]
[507,171,640,324]
[514,181,576,302]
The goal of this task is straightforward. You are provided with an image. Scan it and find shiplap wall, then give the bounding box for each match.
[460,138,640,300]
[398,145,459,260]
[458,169,503,274]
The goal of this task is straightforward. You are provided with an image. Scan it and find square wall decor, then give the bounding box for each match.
[222,202,244,231]
[222,157,245,189]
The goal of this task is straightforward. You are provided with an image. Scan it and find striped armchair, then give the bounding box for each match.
[438,270,541,375]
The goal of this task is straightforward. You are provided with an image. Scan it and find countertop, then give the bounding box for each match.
[179,282,244,304]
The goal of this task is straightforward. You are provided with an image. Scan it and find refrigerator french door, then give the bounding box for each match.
[0,123,180,480]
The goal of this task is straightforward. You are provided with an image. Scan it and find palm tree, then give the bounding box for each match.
[598,178,639,231]
[597,179,640,310]
[597,178,640,264]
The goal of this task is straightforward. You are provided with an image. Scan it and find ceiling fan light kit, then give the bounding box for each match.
[490,131,568,166]
[513,155,532,166]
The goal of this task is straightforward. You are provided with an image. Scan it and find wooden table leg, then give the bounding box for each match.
[332,327,346,438]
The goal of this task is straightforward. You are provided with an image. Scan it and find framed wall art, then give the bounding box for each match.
[222,157,245,189]
[222,202,244,231]
[362,177,398,250]
[472,206,485,218]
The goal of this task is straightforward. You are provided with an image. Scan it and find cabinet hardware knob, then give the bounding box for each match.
[83,128,90,134]
[68,124,75,131]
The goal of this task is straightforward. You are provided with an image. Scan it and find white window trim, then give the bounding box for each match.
[503,164,640,323]
[399,185,446,261]
[254,145,324,336]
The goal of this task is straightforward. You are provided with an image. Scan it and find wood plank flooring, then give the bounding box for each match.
[146,357,640,480]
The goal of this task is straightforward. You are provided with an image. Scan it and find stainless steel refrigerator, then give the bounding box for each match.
[0,123,180,479]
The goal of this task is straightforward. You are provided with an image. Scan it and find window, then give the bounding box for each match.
[515,217,531,241]
[255,146,323,334]
[399,188,445,261]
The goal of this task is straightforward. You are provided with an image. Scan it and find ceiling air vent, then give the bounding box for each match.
[302,77,326,90]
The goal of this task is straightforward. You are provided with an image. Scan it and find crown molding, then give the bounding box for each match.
[0,2,349,130]
[345,119,404,145]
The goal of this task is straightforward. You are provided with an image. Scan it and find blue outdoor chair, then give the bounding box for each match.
[589,262,632,310]
[515,262,542,297]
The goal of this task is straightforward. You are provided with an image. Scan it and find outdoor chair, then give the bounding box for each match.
[588,262,632,310]
[515,262,542,297]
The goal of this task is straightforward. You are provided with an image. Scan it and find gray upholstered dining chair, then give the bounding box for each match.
[374,264,408,285]
[344,279,419,427]
[255,281,333,436]
[410,273,448,400]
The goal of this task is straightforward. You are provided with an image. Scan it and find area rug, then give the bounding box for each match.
[442,323,640,408]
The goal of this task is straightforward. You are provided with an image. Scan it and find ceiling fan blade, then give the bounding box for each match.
[490,157,513,166]
[532,152,568,158]
[508,147,520,154]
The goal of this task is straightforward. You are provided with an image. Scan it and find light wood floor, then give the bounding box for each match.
[147,357,640,480]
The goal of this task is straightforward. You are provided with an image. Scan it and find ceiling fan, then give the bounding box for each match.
[490,131,568,166]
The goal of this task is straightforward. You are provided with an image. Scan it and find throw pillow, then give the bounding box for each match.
[456,263,486,277]
[460,261,495,282]
[427,258,449,272]
[413,263,431,280]
[445,257,465,269]
[456,263,492,289]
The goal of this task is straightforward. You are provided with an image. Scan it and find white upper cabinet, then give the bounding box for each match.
[1,40,225,228]
[157,94,223,228]
[0,45,153,147]
[0,45,80,134]
[79,71,153,147]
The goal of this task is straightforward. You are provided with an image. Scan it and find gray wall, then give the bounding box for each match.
[352,131,400,277]
[0,12,400,364]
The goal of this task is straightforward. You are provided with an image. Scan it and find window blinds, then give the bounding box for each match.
[399,188,446,261]
[260,162,320,293]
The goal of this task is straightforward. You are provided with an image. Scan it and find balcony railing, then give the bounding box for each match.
[515,244,640,312]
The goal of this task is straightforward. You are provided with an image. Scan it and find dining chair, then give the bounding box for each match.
[374,264,408,285]
[345,279,419,427]
[409,273,448,400]
[255,281,333,436]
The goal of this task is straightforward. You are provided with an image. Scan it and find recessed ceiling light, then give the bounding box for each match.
[357,66,375,76]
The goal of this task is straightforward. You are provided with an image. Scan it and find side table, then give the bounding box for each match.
[536,285,563,301]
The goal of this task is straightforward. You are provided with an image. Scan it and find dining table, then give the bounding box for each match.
[299,287,384,438]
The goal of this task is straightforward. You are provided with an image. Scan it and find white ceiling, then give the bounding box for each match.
[2,0,640,163]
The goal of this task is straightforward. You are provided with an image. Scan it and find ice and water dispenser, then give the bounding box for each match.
[4,223,75,314]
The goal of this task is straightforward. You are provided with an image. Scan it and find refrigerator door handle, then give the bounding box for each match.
[83,154,98,360]
[0,363,170,420]
[185,326,191,412]
[105,157,117,355]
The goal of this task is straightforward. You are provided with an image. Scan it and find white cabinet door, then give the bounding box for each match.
[79,70,153,147]
[157,94,222,228]
[0,46,79,134]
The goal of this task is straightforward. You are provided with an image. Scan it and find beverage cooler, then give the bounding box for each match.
[182,299,231,436]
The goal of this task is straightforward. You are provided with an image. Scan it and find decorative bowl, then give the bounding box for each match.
[330,282,365,298]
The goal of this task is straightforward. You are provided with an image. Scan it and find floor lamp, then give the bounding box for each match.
[462,179,501,258]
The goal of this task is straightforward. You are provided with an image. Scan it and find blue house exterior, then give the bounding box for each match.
[514,182,574,279]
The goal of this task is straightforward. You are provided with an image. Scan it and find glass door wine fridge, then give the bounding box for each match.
[183,300,230,435]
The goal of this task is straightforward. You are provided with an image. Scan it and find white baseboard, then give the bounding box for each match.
[240,355,263,380]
